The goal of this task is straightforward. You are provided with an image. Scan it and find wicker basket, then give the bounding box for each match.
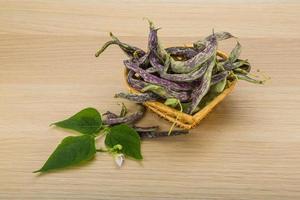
[124,50,237,129]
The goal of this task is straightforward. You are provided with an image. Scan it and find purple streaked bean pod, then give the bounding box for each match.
[103,104,127,119]
[134,52,149,66]
[132,125,159,133]
[149,52,165,71]
[223,59,250,71]
[126,70,185,102]
[137,129,189,139]
[168,34,217,74]
[127,70,148,91]
[141,84,190,102]
[158,56,214,82]
[193,31,235,49]
[103,111,119,119]
[147,20,169,66]
[147,24,166,71]
[222,42,248,71]
[211,71,229,85]
[165,46,198,59]
[127,70,190,101]
[124,59,193,91]
[148,26,160,52]
[145,66,160,73]
[187,56,216,114]
[228,42,241,63]
[147,21,217,74]
[103,105,145,125]
[109,32,146,58]
[95,32,145,58]
[114,92,160,103]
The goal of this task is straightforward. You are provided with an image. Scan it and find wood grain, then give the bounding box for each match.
[0,1,300,199]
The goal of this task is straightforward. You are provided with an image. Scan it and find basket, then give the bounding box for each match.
[124,50,237,129]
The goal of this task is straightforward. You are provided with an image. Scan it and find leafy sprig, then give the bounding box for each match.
[34,107,142,173]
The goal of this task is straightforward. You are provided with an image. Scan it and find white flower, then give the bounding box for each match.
[114,154,125,167]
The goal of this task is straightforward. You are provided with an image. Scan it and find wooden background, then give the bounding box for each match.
[1,1,300,199]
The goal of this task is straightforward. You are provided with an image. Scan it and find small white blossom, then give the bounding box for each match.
[114,154,125,167]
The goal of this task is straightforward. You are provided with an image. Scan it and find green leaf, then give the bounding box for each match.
[164,98,179,108]
[105,124,143,160]
[34,135,96,173]
[52,107,102,135]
